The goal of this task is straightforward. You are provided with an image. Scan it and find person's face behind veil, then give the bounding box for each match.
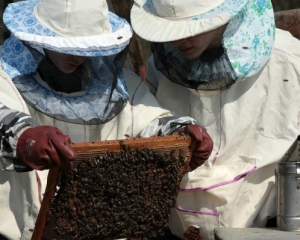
[170,25,225,60]
[44,49,88,74]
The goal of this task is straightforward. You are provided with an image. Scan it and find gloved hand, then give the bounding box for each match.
[177,124,213,171]
[17,126,76,171]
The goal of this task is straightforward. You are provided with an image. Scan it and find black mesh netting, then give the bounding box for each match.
[151,42,236,91]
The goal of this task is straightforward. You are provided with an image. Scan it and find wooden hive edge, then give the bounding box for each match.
[71,134,192,152]
[31,134,192,240]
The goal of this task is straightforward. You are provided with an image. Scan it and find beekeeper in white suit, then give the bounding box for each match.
[0,0,214,239]
[131,0,300,239]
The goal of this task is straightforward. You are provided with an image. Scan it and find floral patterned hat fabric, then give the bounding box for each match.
[131,0,275,81]
[3,0,132,56]
[0,0,132,124]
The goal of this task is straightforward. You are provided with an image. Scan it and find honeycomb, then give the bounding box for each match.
[32,135,191,240]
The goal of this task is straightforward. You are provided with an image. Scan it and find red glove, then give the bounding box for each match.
[17,126,76,171]
[177,124,213,171]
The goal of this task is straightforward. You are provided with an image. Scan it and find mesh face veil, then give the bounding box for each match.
[1,0,133,124]
[12,43,130,125]
[133,0,275,90]
[152,42,236,91]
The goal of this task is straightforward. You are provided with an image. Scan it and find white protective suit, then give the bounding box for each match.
[0,69,39,240]
[146,28,300,239]
[0,67,173,240]
[0,1,196,239]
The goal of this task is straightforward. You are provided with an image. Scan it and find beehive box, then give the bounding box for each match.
[32,134,192,240]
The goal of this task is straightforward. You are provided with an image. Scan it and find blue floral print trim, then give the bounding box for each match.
[3,0,131,56]
[0,35,129,123]
[147,0,275,81]
[200,0,274,80]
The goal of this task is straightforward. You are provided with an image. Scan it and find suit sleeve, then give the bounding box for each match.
[0,103,33,172]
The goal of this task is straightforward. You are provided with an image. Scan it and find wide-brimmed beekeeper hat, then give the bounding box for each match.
[131,0,275,87]
[3,0,133,56]
[1,0,134,124]
[131,0,270,43]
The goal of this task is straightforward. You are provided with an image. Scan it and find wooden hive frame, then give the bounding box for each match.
[31,134,193,240]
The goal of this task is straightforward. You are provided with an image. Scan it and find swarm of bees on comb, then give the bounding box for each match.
[39,136,191,240]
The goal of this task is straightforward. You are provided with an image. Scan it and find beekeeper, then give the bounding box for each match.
[0,0,214,239]
[131,0,300,239]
